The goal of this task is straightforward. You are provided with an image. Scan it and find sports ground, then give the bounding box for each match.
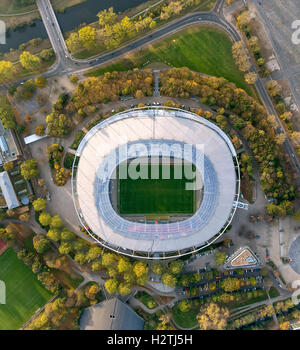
[117,162,197,216]
[0,248,52,330]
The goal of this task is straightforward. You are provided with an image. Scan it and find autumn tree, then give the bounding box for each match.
[50,215,64,229]
[20,159,38,179]
[20,51,41,70]
[0,61,16,82]
[232,41,251,72]
[0,95,16,129]
[33,198,47,212]
[39,212,52,227]
[151,261,164,275]
[35,124,45,136]
[78,26,96,50]
[267,80,281,98]
[244,72,258,85]
[161,272,177,287]
[236,11,251,30]
[105,278,118,294]
[33,235,51,254]
[118,282,132,295]
[169,260,183,274]
[197,302,229,330]
[97,7,117,27]
[3,161,14,171]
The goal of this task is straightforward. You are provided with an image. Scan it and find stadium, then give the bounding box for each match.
[72,107,240,260]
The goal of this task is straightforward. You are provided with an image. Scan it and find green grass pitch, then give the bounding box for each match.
[117,162,196,215]
[0,248,53,330]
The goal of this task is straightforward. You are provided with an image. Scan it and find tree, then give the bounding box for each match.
[20,51,41,70]
[244,72,258,85]
[35,124,45,136]
[66,32,81,52]
[214,252,227,266]
[20,159,38,179]
[50,215,63,229]
[3,161,14,171]
[236,11,251,30]
[232,41,251,72]
[0,227,15,242]
[275,133,286,145]
[102,253,118,268]
[118,282,131,295]
[58,242,72,255]
[133,261,148,278]
[151,261,164,275]
[35,76,47,88]
[74,252,87,265]
[78,26,96,50]
[19,213,30,222]
[33,198,47,212]
[220,278,241,292]
[117,257,132,274]
[267,80,281,97]
[0,95,16,129]
[86,246,101,261]
[39,212,52,227]
[91,260,102,271]
[280,321,290,330]
[161,273,177,287]
[178,300,191,313]
[169,260,183,274]
[97,7,117,27]
[85,283,100,299]
[33,235,51,254]
[0,61,16,82]
[46,112,70,137]
[47,228,61,242]
[105,278,118,294]
[70,75,78,84]
[197,302,229,330]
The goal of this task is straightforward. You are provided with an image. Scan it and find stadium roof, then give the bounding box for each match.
[0,171,20,209]
[73,107,239,257]
[79,298,144,330]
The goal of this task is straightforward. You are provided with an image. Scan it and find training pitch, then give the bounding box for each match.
[0,248,53,330]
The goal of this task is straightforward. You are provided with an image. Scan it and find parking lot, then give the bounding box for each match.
[253,0,300,108]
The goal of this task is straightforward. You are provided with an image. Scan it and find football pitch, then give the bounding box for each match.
[0,248,53,330]
[117,162,197,216]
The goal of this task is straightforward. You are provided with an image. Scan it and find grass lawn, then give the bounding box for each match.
[0,248,53,330]
[172,303,199,329]
[268,286,280,299]
[135,291,158,309]
[227,290,269,310]
[117,162,196,215]
[86,25,255,97]
[0,0,36,13]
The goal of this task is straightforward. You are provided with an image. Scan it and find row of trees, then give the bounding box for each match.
[66,7,156,52]
[66,1,201,54]
[0,49,53,84]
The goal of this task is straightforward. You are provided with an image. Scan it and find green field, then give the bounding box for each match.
[172,303,199,329]
[0,248,53,330]
[87,26,255,97]
[117,162,197,215]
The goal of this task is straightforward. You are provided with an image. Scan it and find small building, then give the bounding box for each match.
[0,171,20,209]
[24,134,48,145]
[79,298,145,330]
[224,246,261,269]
